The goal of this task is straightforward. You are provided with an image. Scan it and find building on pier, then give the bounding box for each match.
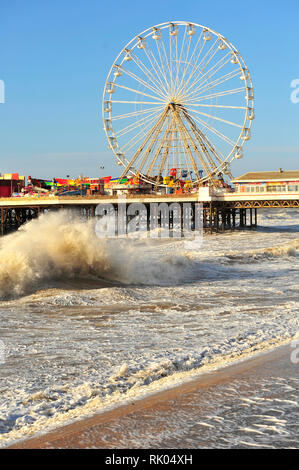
[232,170,299,194]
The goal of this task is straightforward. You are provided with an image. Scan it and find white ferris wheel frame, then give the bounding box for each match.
[102,20,254,186]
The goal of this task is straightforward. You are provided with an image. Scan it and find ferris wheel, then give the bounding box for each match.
[102,21,254,187]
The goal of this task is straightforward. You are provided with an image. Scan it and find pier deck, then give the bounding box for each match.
[0,191,298,235]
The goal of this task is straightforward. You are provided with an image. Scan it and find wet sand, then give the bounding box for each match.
[8,342,299,449]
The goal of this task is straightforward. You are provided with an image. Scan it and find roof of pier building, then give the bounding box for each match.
[231,170,299,183]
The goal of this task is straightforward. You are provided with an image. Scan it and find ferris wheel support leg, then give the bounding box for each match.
[136,111,170,176]
[171,110,201,181]
[147,125,170,177]
[120,107,169,179]
[173,107,215,185]
[154,120,173,190]
[181,107,220,175]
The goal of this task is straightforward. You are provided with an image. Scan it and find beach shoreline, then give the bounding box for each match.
[8,340,298,449]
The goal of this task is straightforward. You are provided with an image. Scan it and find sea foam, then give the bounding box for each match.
[0,211,195,298]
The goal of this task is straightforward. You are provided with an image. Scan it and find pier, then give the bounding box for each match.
[0,188,298,236]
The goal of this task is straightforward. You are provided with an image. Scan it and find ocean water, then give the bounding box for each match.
[0,208,298,447]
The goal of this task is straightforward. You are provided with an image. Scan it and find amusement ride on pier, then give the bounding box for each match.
[103,21,254,191]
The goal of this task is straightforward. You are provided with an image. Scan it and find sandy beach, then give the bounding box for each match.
[8,342,298,449]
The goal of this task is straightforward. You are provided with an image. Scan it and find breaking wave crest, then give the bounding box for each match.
[0,211,195,299]
[259,239,299,257]
[221,238,299,264]
[0,210,297,299]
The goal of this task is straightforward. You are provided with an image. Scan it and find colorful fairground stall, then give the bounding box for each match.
[25,176,104,196]
[0,173,25,197]
[52,177,104,196]
[103,169,200,196]
[103,176,152,195]
[231,170,299,194]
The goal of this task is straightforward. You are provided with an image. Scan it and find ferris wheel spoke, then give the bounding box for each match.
[113,83,166,102]
[162,40,174,94]
[192,114,236,146]
[121,108,168,153]
[173,33,179,91]
[130,53,169,96]
[111,100,165,105]
[177,115,193,179]
[119,65,167,99]
[189,87,245,103]
[175,125,187,177]
[140,130,164,176]
[177,36,192,99]
[181,54,229,102]
[143,45,170,94]
[197,135,224,168]
[120,107,169,178]
[155,39,171,95]
[179,38,219,98]
[135,118,168,175]
[182,109,227,167]
[184,67,239,101]
[174,25,187,93]
[188,54,233,95]
[160,36,174,93]
[120,115,160,152]
[183,123,214,181]
[184,29,204,74]
[181,50,230,99]
[121,121,161,156]
[169,33,174,96]
[170,118,175,171]
[178,30,206,95]
[154,121,173,187]
[183,68,241,102]
[144,45,167,94]
[112,106,165,121]
[121,112,165,153]
[184,113,220,176]
[193,38,219,74]
[186,103,246,109]
[147,115,178,177]
[182,111,219,172]
[115,109,164,138]
[173,111,205,180]
[146,128,167,176]
[177,133,192,180]
[205,140,226,166]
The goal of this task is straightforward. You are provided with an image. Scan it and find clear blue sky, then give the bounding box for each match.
[0,0,298,179]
